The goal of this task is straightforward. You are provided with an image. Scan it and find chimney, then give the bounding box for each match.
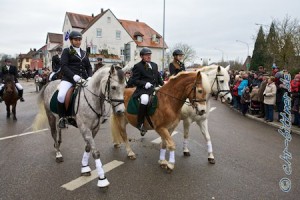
[136,19,139,22]
[92,13,94,17]
[34,48,36,51]
[101,8,104,13]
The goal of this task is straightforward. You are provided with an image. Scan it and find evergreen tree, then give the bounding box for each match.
[265,22,280,68]
[251,26,267,71]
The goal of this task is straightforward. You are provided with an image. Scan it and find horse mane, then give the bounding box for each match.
[200,65,230,81]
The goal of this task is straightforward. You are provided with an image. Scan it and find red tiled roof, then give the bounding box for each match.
[47,33,63,44]
[67,12,94,29]
[82,10,108,34]
[119,19,167,49]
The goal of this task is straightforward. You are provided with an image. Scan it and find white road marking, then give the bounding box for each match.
[209,107,216,112]
[151,131,178,144]
[61,160,124,191]
[0,128,48,141]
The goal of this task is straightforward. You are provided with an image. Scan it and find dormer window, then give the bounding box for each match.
[134,31,144,42]
[137,36,143,42]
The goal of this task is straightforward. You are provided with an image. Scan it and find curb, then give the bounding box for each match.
[228,105,300,136]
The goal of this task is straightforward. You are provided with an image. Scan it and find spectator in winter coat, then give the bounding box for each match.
[263,76,277,122]
[257,76,268,118]
[291,74,300,126]
[232,75,241,109]
[240,87,250,115]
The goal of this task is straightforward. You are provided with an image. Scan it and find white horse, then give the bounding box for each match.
[180,65,232,164]
[33,65,125,188]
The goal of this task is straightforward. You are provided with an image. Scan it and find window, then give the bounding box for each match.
[116,30,121,40]
[137,36,143,42]
[120,47,124,55]
[96,28,102,38]
[107,17,111,23]
[92,45,97,54]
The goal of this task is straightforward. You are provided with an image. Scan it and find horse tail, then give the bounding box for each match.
[110,113,127,144]
[32,86,48,131]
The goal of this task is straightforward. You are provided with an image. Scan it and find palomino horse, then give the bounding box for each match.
[111,70,210,172]
[2,74,20,120]
[180,65,232,164]
[33,65,125,188]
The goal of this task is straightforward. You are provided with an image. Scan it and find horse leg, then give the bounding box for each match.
[6,104,10,118]
[79,125,109,188]
[157,127,176,173]
[48,112,63,162]
[111,114,136,159]
[158,139,168,169]
[12,103,17,120]
[196,119,215,164]
[182,118,192,156]
[81,144,92,176]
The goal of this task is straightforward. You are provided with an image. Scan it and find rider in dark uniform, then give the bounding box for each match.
[127,47,164,136]
[49,47,62,81]
[0,58,25,102]
[57,31,93,128]
[169,49,185,76]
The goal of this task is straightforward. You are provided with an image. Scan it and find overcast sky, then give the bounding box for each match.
[0,0,299,63]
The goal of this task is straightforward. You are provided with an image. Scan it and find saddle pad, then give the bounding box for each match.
[127,95,158,115]
[50,90,78,116]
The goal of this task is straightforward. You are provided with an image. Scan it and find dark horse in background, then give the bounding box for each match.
[2,74,20,120]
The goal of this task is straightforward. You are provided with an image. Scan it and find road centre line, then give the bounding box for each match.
[151,131,178,144]
[0,128,48,141]
[61,160,124,191]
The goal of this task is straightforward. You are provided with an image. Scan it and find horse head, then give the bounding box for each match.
[4,75,16,95]
[187,71,209,116]
[101,64,126,115]
[215,65,232,103]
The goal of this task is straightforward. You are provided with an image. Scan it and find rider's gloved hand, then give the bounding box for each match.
[145,82,153,89]
[73,75,81,82]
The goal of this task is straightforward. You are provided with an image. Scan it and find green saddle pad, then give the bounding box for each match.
[127,95,158,115]
[50,90,78,116]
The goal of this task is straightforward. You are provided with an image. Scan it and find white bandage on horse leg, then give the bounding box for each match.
[95,159,105,179]
[169,151,175,163]
[207,141,213,153]
[81,151,90,166]
[183,139,188,149]
[15,83,23,90]
[159,149,166,161]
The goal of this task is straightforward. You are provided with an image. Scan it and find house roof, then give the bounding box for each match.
[47,33,63,44]
[119,19,167,49]
[66,12,94,29]
[81,9,108,34]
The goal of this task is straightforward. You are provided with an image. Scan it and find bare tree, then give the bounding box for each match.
[170,43,197,63]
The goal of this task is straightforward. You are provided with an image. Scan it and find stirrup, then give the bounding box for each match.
[138,124,147,136]
[20,97,25,102]
[58,118,68,129]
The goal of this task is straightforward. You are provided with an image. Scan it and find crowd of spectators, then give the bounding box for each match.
[229,65,300,127]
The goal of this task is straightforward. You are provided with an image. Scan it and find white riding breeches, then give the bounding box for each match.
[0,83,3,90]
[57,81,73,103]
[140,94,149,105]
[15,83,23,90]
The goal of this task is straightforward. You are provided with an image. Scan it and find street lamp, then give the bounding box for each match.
[162,0,166,71]
[236,40,249,56]
[214,48,224,62]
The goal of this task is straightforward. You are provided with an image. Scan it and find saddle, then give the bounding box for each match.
[127,94,158,116]
[50,87,78,117]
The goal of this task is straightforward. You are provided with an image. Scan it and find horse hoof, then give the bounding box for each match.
[114,144,120,148]
[13,117,17,121]
[166,162,175,173]
[208,158,215,164]
[158,160,168,169]
[81,172,91,176]
[183,152,191,156]
[128,155,136,160]
[97,177,110,188]
[56,157,64,163]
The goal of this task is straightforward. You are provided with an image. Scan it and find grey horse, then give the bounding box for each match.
[33,65,125,188]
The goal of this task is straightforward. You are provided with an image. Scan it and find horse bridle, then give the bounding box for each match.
[211,73,230,101]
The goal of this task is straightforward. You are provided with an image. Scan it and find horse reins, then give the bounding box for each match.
[211,74,230,101]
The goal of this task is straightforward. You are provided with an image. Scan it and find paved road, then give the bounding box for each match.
[0,80,299,200]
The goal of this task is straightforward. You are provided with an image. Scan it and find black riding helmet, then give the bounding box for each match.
[140,47,152,56]
[173,49,184,56]
[69,31,82,40]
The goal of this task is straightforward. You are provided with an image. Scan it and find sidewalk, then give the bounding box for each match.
[229,105,300,136]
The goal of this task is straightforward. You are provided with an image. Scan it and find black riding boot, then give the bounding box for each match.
[137,104,148,136]
[57,102,67,128]
[18,89,25,102]
[0,88,3,103]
